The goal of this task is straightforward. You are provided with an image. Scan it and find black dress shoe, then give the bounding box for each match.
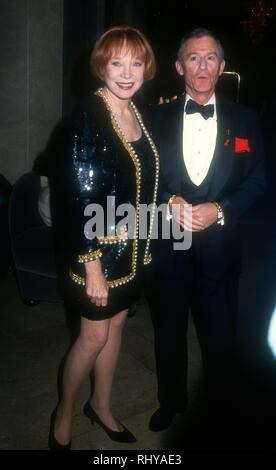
[149,407,175,432]
[83,401,136,443]
[48,407,71,450]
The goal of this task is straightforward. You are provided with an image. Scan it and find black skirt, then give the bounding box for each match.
[68,267,143,321]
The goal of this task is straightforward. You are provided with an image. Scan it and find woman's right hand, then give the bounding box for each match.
[84,259,109,307]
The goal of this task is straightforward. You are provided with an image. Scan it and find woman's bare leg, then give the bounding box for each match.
[90,309,128,432]
[54,317,110,445]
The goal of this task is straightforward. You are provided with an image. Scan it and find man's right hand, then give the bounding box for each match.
[171,196,205,232]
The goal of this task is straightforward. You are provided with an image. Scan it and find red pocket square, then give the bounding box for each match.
[235,137,250,153]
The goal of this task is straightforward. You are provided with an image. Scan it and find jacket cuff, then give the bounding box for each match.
[78,248,102,263]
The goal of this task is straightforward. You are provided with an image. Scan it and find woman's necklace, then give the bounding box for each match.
[102,90,141,142]
[96,87,157,156]
[95,87,160,266]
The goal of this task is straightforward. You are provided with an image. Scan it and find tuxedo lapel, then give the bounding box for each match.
[160,97,185,195]
[207,98,235,201]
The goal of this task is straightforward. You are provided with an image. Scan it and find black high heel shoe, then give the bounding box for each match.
[83,401,136,443]
[48,407,72,450]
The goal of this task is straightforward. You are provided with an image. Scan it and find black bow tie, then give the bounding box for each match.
[185,99,214,120]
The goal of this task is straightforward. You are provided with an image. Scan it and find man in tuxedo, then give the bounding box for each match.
[147,28,266,432]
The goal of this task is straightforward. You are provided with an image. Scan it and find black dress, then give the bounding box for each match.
[70,133,157,321]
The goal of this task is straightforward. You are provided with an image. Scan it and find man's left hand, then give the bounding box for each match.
[191,202,217,231]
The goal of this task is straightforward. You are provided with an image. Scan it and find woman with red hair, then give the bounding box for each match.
[48,25,159,449]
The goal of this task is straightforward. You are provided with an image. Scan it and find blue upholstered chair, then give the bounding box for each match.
[9,171,63,303]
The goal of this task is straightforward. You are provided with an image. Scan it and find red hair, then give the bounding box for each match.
[91,25,156,81]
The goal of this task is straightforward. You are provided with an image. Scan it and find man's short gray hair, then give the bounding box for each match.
[177,28,224,63]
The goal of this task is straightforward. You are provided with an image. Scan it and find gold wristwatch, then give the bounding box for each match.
[213,202,224,226]
[168,195,176,214]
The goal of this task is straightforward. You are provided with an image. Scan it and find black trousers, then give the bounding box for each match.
[145,253,239,411]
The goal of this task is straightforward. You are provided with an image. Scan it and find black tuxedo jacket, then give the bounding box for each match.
[147,95,266,280]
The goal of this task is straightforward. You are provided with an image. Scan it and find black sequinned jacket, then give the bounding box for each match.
[60,91,159,289]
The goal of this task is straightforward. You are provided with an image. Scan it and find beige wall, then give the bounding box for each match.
[0,0,63,184]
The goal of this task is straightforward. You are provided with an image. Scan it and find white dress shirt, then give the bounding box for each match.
[183,94,217,186]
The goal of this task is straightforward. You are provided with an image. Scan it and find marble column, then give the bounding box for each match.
[0,0,63,184]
